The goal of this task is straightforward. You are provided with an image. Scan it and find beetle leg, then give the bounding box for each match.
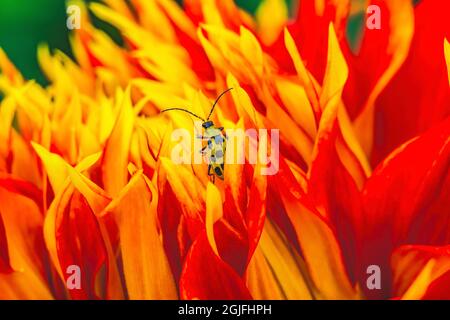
[207,165,215,184]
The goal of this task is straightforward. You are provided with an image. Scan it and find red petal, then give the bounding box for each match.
[56,191,107,299]
[372,0,450,165]
[180,232,252,300]
[308,122,363,284]
[290,0,350,82]
[0,214,12,273]
[266,157,303,252]
[267,0,351,77]
[343,0,414,119]
[245,169,267,265]
[157,178,191,282]
[223,163,248,235]
[214,220,248,276]
[362,117,450,298]
[0,174,43,212]
[422,270,450,299]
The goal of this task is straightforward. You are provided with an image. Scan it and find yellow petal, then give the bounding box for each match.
[240,26,264,77]
[256,0,288,46]
[41,148,107,280]
[276,175,358,299]
[131,0,177,42]
[275,77,317,139]
[284,28,320,114]
[159,157,205,219]
[319,24,348,111]
[103,172,178,299]
[311,24,370,188]
[102,87,135,196]
[401,260,444,300]
[445,38,450,86]
[247,219,315,299]
[264,87,313,165]
[206,182,223,256]
[32,143,108,215]
[0,48,23,88]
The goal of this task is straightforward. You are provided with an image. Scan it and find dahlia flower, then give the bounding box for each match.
[0,0,449,300]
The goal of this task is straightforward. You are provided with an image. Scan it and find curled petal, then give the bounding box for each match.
[180,232,252,300]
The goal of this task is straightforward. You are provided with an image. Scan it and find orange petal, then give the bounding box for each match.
[246,218,314,300]
[102,88,135,196]
[159,157,205,237]
[103,172,177,299]
[0,177,53,299]
[273,164,358,299]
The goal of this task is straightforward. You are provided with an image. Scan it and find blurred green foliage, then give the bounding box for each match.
[0,0,72,84]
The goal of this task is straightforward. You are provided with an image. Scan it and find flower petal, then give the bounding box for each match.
[445,38,450,85]
[391,245,450,300]
[0,177,53,299]
[246,218,314,300]
[362,117,450,298]
[180,231,252,300]
[273,163,358,299]
[102,87,135,196]
[372,0,450,165]
[256,0,288,46]
[0,213,11,273]
[206,182,223,256]
[103,172,178,299]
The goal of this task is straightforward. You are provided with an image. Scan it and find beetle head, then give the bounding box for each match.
[202,121,214,129]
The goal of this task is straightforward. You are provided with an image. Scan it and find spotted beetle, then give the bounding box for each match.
[162,88,233,183]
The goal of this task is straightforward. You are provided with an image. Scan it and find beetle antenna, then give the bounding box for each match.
[162,108,205,122]
[207,88,233,121]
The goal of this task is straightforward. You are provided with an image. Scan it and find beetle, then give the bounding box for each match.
[162,88,233,183]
